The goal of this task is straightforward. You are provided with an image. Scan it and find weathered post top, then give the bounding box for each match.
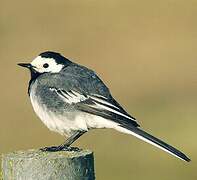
[2,149,95,180]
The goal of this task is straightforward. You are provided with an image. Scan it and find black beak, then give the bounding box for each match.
[17,63,32,69]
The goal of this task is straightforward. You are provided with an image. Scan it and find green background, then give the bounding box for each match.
[1,0,196,179]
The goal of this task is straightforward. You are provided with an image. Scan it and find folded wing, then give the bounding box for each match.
[49,87,140,127]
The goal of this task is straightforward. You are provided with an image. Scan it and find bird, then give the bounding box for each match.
[18,51,190,162]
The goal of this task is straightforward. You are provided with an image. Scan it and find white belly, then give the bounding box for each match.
[29,84,118,136]
[30,92,88,136]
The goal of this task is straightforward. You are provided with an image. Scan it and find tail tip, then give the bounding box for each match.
[184,156,191,162]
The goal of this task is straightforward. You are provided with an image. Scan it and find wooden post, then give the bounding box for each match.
[1,149,95,180]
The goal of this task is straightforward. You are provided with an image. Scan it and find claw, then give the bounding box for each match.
[64,146,81,152]
[40,146,63,152]
[40,146,81,152]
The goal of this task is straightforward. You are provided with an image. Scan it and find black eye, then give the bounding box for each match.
[43,63,49,68]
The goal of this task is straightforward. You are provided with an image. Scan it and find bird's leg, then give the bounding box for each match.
[40,131,86,152]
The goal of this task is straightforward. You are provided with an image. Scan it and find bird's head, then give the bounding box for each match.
[18,51,72,76]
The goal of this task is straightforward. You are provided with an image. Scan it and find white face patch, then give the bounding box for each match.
[31,56,64,73]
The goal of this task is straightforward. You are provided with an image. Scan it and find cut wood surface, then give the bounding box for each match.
[1,149,95,180]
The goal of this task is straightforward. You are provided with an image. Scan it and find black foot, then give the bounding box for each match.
[40,145,81,152]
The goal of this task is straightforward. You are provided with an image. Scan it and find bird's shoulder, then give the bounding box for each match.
[60,63,111,97]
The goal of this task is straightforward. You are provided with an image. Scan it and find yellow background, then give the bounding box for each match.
[1,0,196,179]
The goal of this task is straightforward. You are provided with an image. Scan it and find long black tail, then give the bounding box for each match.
[117,125,190,162]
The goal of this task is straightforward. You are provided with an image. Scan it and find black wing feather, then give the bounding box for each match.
[75,98,140,127]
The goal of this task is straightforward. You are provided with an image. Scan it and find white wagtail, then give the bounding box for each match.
[18,51,190,162]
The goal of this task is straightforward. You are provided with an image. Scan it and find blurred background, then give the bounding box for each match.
[0,0,197,179]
